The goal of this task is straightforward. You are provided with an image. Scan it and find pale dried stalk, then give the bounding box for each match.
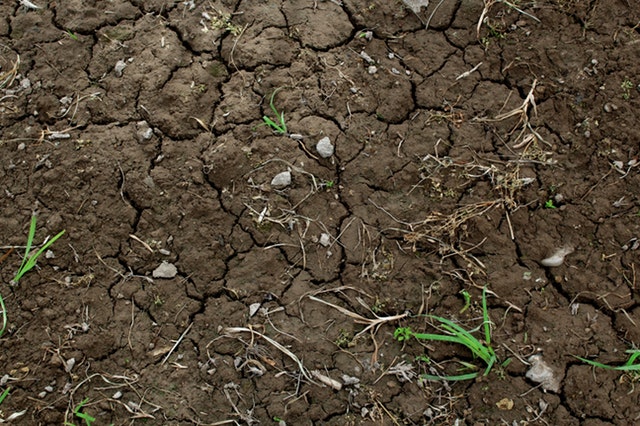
[223,327,318,385]
[308,295,409,338]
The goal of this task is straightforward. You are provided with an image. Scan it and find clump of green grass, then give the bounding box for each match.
[64,398,97,426]
[394,287,501,381]
[262,89,287,134]
[11,214,65,285]
[1,214,65,337]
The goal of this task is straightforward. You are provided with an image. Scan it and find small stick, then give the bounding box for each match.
[0,248,14,265]
[161,323,193,365]
[129,234,154,253]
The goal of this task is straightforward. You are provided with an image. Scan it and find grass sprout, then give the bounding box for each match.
[262,88,287,134]
[1,215,65,337]
[575,349,640,373]
[64,398,96,426]
[395,287,498,381]
[0,387,9,405]
[11,214,66,285]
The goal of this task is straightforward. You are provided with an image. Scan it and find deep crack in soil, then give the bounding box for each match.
[1,0,640,424]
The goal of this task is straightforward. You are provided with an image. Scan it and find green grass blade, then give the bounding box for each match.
[0,387,9,405]
[16,214,37,277]
[75,398,96,426]
[409,332,465,345]
[13,229,65,283]
[625,349,640,366]
[574,356,618,370]
[431,316,492,362]
[421,371,480,381]
[482,287,492,346]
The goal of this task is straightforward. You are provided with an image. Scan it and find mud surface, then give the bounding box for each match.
[1,1,640,424]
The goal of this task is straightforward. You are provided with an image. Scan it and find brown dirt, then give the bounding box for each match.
[1,0,640,424]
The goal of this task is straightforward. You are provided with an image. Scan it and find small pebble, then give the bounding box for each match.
[367,65,378,75]
[271,171,291,188]
[65,358,76,373]
[316,136,334,158]
[319,233,331,247]
[114,60,127,77]
[540,246,574,267]
[603,102,618,113]
[359,51,374,64]
[526,354,560,392]
[249,303,261,317]
[136,121,153,141]
[152,261,178,279]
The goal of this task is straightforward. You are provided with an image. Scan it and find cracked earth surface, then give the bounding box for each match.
[1,0,640,424]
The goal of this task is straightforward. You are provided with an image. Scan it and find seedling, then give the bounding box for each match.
[64,398,96,426]
[2,215,65,337]
[65,29,78,41]
[575,349,640,376]
[262,89,287,134]
[544,199,557,209]
[395,287,499,381]
[12,214,66,285]
[210,10,242,36]
[621,78,634,100]
[459,289,471,314]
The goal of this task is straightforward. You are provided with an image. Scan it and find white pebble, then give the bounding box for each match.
[249,303,261,318]
[526,355,561,392]
[319,233,331,247]
[359,51,374,64]
[316,137,334,158]
[152,261,178,279]
[114,60,127,77]
[540,246,574,267]
[271,171,291,188]
[65,358,76,373]
[367,65,378,75]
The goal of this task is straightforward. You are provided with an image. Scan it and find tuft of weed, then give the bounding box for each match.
[1,214,65,337]
[395,287,504,381]
[64,398,96,426]
[11,214,66,285]
[262,88,288,134]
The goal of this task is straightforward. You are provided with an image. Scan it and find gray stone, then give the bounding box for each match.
[271,171,291,188]
[152,261,178,279]
[316,137,334,158]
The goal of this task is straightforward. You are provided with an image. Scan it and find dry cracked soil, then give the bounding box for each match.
[1,0,640,425]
